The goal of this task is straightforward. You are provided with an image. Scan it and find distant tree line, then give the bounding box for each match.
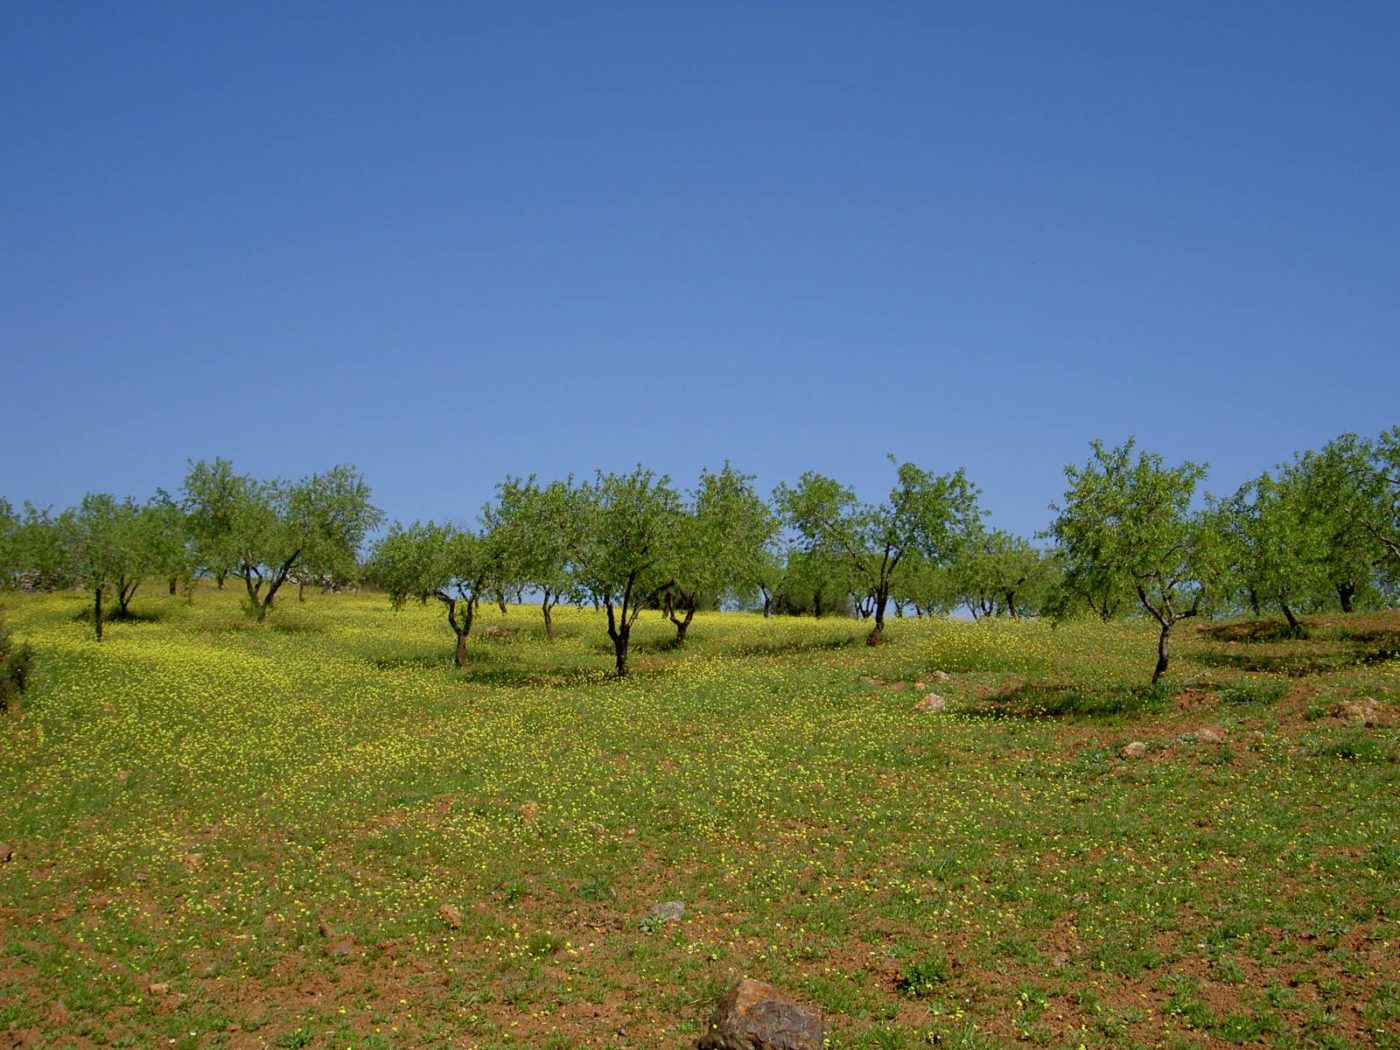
[1,427,1397,681]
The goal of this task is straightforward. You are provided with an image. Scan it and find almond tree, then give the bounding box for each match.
[776,458,981,645]
[481,476,580,641]
[1050,439,1216,684]
[571,468,682,676]
[373,522,491,669]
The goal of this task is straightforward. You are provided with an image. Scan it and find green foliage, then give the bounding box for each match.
[372,522,489,667]
[942,529,1056,619]
[572,468,683,674]
[480,475,581,632]
[1049,439,1215,681]
[776,457,982,641]
[185,460,382,621]
[898,955,950,997]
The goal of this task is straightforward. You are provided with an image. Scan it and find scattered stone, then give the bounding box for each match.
[646,901,685,924]
[930,670,951,682]
[518,802,540,824]
[1050,952,1070,969]
[147,982,169,997]
[914,693,946,713]
[328,941,357,958]
[439,903,463,930]
[316,921,338,939]
[857,675,881,686]
[1120,741,1147,759]
[180,853,204,869]
[885,680,908,692]
[1193,726,1228,744]
[0,843,12,864]
[698,978,825,1050]
[1331,698,1388,727]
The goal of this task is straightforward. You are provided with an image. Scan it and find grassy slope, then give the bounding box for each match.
[0,589,1397,1049]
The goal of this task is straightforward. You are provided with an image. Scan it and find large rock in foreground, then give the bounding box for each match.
[698,979,824,1050]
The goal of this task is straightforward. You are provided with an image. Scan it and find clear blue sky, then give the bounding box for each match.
[4,2,1397,538]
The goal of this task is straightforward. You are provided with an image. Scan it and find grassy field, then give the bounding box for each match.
[1,589,1397,1049]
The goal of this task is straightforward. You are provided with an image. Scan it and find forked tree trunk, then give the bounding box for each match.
[541,595,555,642]
[866,589,888,646]
[1337,581,1356,613]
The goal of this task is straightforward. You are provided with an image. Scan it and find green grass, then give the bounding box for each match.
[0,589,1397,1048]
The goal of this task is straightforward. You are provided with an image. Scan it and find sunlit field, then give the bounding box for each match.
[1,588,1397,1049]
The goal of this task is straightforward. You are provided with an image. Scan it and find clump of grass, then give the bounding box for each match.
[1220,680,1288,706]
[897,955,950,997]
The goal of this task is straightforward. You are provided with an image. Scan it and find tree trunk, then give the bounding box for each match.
[94,587,104,641]
[497,593,507,615]
[541,596,554,642]
[759,586,772,618]
[612,628,630,677]
[1152,622,1171,684]
[1248,588,1261,616]
[1337,581,1356,613]
[1003,590,1019,620]
[216,572,226,590]
[117,577,135,617]
[298,580,306,603]
[455,628,468,669]
[1280,600,1305,639]
[866,589,887,646]
[168,577,178,596]
[669,596,696,646]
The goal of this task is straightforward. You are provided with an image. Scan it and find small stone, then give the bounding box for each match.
[316,921,337,939]
[857,675,881,686]
[1120,741,1147,759]
[147,982,169,996]
[646,901,685,924]
[1331,698,1387,727]
[914,693,946,713]
[930,670,951,682]
[698,978,825,1050]
[328,941,357,958]
[439,903,463,929]
[1193,726,1228,744]
[0,843,12,864]
[1050,951,1070,969]
[180,853,204,869]
[518,802,541,824]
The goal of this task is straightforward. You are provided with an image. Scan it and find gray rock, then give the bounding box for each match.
[1120,741,1147,759]
[698,979,824,1050]
[646,900,685,924]
[914,693,946,713]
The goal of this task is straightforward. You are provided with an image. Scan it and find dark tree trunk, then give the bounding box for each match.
[1248,588,1261,616]
[541,594,555,642]
[759,585,772,619]
[94,587,104,641]
[1280,600,1305,639]
[444,593,476,669]
[216,572,226,590]
[612,629,629,676]
[605,597,631,677]
[669,594,696,646]
[1152,622,1171,684]
[497,593,507,615]
[168,577,178,596]
[866,589,887,646]
[1003,590,1019,620]
[117,576,137,617]
[1337,581,1356,613]
[298,580,306,603]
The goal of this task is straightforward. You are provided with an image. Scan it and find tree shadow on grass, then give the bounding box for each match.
[960,680,1174,721]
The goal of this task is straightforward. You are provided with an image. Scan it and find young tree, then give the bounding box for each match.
[183,458,246,589]
[1049,439,1215,684]
[65,494,149,638]
[193,463,382,622]
[776,458,981,645]
[571,468,682,677]
[374,522,491,668]
[948,529,1054,619]
[144,490,197,596]
[1288,434,1384,612]
[481,476,580,641]
[664,465,779,645]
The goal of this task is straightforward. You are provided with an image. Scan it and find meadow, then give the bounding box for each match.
[0,589,1397,1049]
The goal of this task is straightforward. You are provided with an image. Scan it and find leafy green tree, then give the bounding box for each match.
[481,476,580,641]
[1288,434,1385,612]
[188,462,381,622]
[571,468,682,677]
[7,504,73,592]
[947,530,1055,620]
[664,465,779,645]
[144,490,197,596]
[1049,439,1216,683]
[373,522,490,668]
[183,458,247,588]
[776,458,981,645]
[1367,425,1400,564]
[66,494,149,638]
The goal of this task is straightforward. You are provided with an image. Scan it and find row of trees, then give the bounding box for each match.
[2,427,1397,679]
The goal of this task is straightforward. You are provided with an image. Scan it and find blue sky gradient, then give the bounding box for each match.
[4,2,1397,537]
